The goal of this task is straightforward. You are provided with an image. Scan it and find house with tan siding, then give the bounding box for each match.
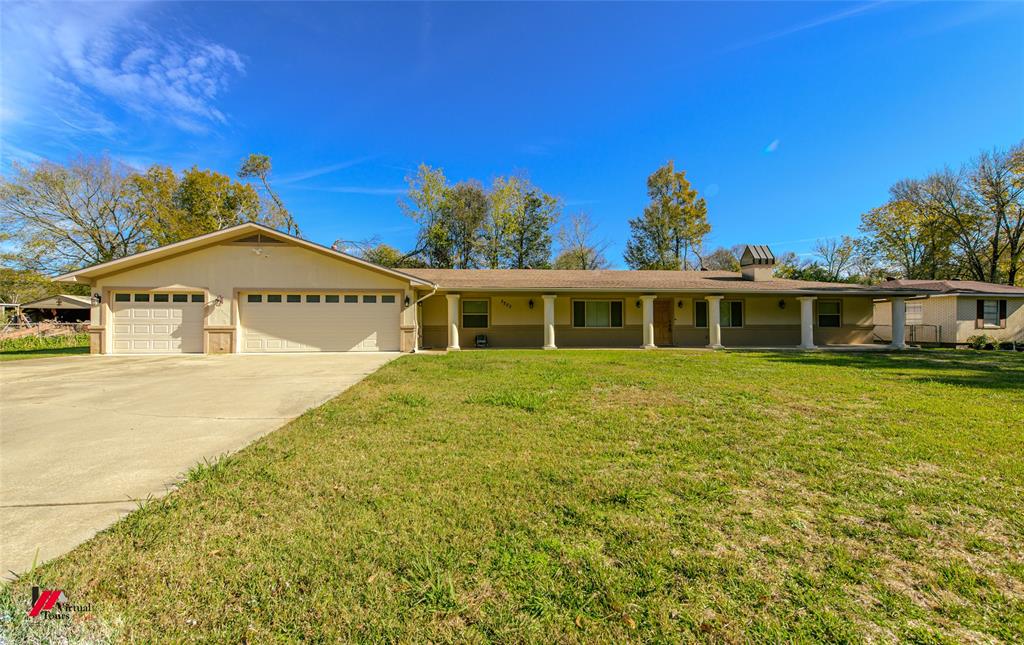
[873,279,1024,346]
[56,222,931,355]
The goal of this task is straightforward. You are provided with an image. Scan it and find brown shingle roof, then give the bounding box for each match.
[406,268,927,295]
[876,279,1024,296]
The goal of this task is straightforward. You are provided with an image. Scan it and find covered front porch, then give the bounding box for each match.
[416,291,912,351]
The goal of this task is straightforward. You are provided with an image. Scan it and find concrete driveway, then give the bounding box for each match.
[0,353,397,578]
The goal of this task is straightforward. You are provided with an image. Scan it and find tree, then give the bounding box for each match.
[811,236,859,281]
[702,246,740,271]
[970,143,1024,285]
[501,187,558,269]
[0,156,150,274]
[400,164,454,268]
[238,154,299,236]
[357,243,427,269]
[441,181,489,269]
[624,161,710,270]
[553,212,609,270]
[136,166,263,247]
[859,185,954,280]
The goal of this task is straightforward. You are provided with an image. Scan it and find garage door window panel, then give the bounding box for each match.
[248,294,263,303]
[134,293,150,302]
[172,294,188,303]
[363,295,377,303]
[344,295,358,303]
[115,293,130,302]
[306,295,321,303]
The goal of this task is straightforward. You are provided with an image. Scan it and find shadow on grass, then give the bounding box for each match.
[0,346,89,361]
[757,349,1024,391]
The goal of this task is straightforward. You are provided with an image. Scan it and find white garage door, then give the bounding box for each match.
[241,292,400,352]
[112,292,205,354]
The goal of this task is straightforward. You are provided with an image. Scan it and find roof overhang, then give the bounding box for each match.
[419,286,932,297]
[55,222,435,287]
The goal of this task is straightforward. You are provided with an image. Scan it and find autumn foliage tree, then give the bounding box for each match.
[624,161,710,270]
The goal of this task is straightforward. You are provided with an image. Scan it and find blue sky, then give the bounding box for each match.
[3,1,1022,266]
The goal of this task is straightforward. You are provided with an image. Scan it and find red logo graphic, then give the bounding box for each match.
[28,587,67,617]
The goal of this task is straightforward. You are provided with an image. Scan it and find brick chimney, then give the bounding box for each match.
[739,245,775,281]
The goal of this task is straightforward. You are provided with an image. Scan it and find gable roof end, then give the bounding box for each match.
[53,222,435,287]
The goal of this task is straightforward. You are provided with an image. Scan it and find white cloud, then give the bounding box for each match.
[1,1,245,140]
[764,139,780,153]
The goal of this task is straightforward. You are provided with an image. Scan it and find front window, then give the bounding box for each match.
[694,300,743,327]
[462,300,489,328]
[817,300,841,328]
[982,299,1000,328]
[572,300,623,328]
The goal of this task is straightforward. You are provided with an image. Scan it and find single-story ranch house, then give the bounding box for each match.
[873,279,1024,346]
[56,222,931,355]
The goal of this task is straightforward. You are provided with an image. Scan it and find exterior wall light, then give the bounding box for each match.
[778,299,786,310]
[91,293,102,305]
[636,299,642,308]
[213,295,224,307]
[528,299,534,309]
[677,299,683,309]
[404,295,411,307]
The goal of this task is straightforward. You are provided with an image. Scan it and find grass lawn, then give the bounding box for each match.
[0,332,89,361]
[3,350,1022,642]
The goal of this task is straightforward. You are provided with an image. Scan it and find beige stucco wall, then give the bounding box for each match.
[91,242,417,352]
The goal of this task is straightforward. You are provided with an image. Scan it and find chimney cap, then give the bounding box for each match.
[739,245,775,266]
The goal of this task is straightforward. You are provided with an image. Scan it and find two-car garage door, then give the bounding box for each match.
[240,292,400,352]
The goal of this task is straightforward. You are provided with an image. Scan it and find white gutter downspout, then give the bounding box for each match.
[412,284,438,352]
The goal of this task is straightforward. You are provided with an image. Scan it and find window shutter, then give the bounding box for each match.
[999,299,1007,328]
[976,299,984,328]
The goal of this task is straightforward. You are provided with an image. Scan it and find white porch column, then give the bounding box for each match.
[706,295,723,349]
[640,295,657,348]
[797,296,817,349]
[542,294,557,349]
[446,293,461,351]
[890,297,907,350]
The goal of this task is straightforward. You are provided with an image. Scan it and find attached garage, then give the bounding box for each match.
[240,292,402,352]
[55,223,430,355]
[111,292,205,354]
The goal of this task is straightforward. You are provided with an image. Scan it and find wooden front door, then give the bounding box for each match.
[654,299,673,346]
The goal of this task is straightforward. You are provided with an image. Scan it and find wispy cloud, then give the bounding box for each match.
[722,1,889,53]
[277,156,379,184]
[1,1,245,139]
[764,139,780,154]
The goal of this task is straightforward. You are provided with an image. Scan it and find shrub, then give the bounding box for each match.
[966,334,995,350]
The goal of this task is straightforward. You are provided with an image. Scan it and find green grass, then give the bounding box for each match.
[3,350,1023,642]
[0,332,89,361]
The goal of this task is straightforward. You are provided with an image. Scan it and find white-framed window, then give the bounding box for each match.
[115,293,130,302]
[980,299,1002,328]
[906,302,923,325]
[817,300,841,328]
[572,300,623,328]
[462,300,489,328]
